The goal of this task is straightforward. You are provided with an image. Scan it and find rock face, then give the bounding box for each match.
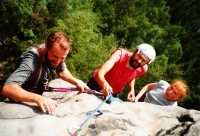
[0,79,200,136]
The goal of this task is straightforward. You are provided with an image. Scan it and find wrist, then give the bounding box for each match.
[102,82,109,89]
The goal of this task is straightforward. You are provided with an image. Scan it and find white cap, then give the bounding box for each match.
[137,44,156,64]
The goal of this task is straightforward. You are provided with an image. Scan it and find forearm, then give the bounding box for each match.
[128,80,135,95]
[95,71,110,89]
[58,69,80,86]
[2,84,58,114]
[135,86,148,100]
[135,83,157,101]
[94,71,112,96]
[58,69,88,92]
[129,89,135,95]
[2,84,40,103]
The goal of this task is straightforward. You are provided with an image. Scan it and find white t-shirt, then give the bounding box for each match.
[144,80,177,106]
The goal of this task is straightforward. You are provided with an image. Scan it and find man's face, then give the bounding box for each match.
[46,41,69,69]
[129,50,150,69]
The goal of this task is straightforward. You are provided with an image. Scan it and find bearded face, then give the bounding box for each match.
[44,52,63,70]
[44,41,69,70]
[129,50,150,69]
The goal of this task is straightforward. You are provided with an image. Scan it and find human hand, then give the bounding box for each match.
[36,96,58,114]
[127,92,136,102]
[75,79,89,93]
[102,84,113,96]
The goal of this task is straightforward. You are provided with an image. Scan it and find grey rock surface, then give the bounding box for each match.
[0,78,199,136]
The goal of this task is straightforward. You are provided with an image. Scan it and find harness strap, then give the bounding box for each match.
[28,46,43,81]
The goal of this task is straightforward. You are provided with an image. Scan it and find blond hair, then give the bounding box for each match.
[171,79,189,101]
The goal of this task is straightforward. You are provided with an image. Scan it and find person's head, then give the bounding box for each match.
[164,79,189,101]
[129,44,156,69]
[45,31,72,69]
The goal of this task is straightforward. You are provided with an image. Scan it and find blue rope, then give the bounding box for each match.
[72,94,123,135]
[80,94,111,130]
[73,94,112,135]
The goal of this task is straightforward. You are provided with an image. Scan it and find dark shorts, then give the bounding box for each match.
[87,77,101,92]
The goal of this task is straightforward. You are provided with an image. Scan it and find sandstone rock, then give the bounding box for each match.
[0,78,199,136]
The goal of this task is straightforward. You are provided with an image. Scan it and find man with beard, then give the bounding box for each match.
[87,44,156,102]
[1,31,88,114]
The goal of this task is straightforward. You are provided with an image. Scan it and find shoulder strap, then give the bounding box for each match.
[28,46,43,81]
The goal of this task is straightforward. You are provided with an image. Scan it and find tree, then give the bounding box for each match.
[52,10,116,81]
[166,0,200,109]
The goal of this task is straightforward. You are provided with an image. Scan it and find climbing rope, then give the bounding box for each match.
[46,87,104,96]
[68,94,112,136]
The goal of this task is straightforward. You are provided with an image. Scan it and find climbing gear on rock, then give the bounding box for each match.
[87,109,103,117]
[68,94,112,136]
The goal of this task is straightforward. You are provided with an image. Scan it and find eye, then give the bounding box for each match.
[173,88,178,95]
[52,54,58,58]
[140,55,145,61]
[139,53,149,63]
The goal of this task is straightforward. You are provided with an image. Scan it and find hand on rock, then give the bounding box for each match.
[36,96,58,114]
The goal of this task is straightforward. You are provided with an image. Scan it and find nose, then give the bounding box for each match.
[54,58,61,64]
[137,59,142,64]
[168,89,173,94]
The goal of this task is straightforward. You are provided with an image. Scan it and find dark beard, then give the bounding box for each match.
[44,52,62,70]
[129,56,140,69]
[129,51,141,69]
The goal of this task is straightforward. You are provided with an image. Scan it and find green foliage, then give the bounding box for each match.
[166,0,200,109]
[67,0,94,11]
[0,0,52,80]
[0,0,198,109]
[52,10,116,81]
[163,44,183,63]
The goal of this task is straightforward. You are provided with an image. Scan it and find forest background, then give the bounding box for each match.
[0,0,199,110]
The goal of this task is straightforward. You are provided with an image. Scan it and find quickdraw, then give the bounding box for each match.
[87,109,103,117]
[68,94,112,136]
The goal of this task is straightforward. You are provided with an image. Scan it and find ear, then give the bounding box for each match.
[45,43,48,49]
[132,49,138,55]
[42,43,48,55]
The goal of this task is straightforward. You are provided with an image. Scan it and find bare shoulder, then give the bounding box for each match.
[109,50,122,63]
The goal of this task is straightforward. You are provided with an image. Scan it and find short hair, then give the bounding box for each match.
[46,31,72,51]
[171,79,189,101]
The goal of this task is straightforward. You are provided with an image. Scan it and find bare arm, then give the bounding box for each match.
[1,84,57,114]
[57,69,89,92]
[95,50,121,96]
[134,83,157,102]
[127,79,136,102]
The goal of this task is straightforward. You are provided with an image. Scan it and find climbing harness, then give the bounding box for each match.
[68,94,112,136]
